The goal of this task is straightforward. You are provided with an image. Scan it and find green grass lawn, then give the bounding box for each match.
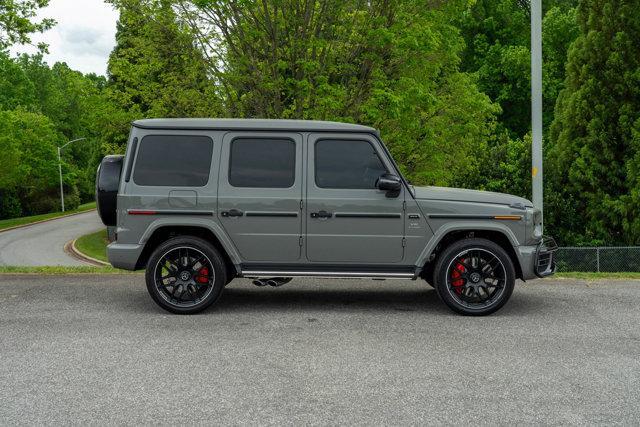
[74,228,109,262]
[0,266,139,274]
[0,202,96,231]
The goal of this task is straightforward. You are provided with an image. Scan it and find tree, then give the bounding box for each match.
[105,0,222,151]
[548,0,640,244]
[178,0,498,185]
[0,0,54,50]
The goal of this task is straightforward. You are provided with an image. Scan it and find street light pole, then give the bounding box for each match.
[531,0,543,229]
[58,137,86,212]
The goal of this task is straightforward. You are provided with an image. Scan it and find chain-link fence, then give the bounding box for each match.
[556,247,640,272]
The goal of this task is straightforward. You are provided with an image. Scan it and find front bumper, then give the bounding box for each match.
[534,236,558,277]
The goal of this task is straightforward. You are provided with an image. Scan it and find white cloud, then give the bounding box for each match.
[9,0,119,76]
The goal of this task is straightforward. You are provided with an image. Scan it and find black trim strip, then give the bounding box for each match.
[428,214,494,220]
[245,212,299,217]
[127,209,213,216]
[241,263,416,274]
[334,213,402,218]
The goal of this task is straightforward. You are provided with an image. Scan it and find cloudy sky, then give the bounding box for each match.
[9,0,118,76]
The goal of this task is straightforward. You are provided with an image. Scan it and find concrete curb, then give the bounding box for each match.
[0,209,98,234]
[65,238,109,267]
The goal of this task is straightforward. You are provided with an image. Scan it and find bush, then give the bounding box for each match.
[0,189,22,219]
[20,185,80,215]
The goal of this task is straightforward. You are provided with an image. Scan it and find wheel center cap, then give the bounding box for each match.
[470,272,482,283]
[180,271,191,281]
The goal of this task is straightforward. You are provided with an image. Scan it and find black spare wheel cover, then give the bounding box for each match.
[96,155,124,226]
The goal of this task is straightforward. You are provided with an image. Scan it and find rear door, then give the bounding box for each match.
[217,132,303,262]
[305,133,405,264]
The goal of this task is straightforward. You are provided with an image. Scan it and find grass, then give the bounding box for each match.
[554,272,640,280]
[0,266,139,274]
[0,202,96,231]
[75,228,109,262]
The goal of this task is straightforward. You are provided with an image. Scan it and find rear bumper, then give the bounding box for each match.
[517,236,558,280]
[107,242,143,270]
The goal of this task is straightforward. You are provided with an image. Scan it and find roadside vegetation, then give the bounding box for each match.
[74,228,109,262]
[0,202,96,232]
[0,266,137,274]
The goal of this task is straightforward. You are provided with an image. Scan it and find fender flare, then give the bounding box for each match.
[138,217,242,267]
[416,221,521,268]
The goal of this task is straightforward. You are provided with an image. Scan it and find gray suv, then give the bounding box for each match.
[96,119,556,315]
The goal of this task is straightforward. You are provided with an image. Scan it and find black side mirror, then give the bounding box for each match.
[376,173,402,197]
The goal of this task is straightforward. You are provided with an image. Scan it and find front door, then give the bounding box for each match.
[217,132,303,262]
[305,133,405,264]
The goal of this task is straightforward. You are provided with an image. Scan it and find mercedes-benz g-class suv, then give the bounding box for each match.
[96,119,556,315]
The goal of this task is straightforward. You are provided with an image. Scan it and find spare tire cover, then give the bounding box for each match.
[96,155,124,226]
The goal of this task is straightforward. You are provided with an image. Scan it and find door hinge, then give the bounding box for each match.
[402,237,406,247]
[299,236,303,246]
[402,201,406,211]
[300,200,303,210]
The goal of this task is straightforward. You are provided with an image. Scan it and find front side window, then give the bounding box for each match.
[315,139,387,189]
[229,138,296,188]
[133,135,213,187]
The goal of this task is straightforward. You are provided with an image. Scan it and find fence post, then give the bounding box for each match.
[596,248,600,272]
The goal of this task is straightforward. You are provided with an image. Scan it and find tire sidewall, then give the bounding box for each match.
[145,236,227,314]
[434,238,516,316]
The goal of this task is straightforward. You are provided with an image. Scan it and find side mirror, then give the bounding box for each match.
[376,173,402,197]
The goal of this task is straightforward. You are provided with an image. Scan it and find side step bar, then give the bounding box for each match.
[241,270,416,279]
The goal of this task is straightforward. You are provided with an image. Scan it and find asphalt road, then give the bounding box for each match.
[0,211,103,266]
[0,275,638,425]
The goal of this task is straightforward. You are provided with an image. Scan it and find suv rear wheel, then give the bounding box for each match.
[433,238,515,316]
[145,236,227,314]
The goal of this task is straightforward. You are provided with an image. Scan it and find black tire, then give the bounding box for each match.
[433,238,515,316]
[145,236,227,314]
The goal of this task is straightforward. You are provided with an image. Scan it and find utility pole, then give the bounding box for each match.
[58,138,86,212]
[531,0,543,228]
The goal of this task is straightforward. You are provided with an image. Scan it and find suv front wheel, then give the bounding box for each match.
[433,238,515,316]
[145,236,227,314]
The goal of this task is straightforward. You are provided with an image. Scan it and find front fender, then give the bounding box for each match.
[415,221,520,268]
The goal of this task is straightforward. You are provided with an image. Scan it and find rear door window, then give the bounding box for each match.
[133,135,213,187]
[229,138,295,188]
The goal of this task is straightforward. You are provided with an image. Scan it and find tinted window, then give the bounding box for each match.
[133,135,213,187]
[229,138,295,188]
[315,139,387,189]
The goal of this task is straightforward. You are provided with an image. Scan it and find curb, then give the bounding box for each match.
[0,209,98,234]
[65,237,109,267]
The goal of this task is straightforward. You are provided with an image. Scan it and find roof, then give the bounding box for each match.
[132,118,378,134]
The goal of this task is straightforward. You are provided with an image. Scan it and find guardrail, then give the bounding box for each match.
[556,247,640,272]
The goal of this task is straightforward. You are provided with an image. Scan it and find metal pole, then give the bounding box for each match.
[531,0,543,229]
[58,147,65,212]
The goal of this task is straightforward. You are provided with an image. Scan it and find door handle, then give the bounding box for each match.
[310,210,333,219]
[221,209,244,217]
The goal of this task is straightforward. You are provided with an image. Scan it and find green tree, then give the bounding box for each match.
[178,0,498,185]
[105,0,222,151]
[0,0,54,50]
[548,0,640,244]
[0,109,81,217]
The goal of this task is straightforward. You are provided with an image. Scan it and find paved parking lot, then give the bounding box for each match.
[0,275,638,425]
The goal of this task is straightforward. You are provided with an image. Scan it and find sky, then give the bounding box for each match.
[9,0,118,76]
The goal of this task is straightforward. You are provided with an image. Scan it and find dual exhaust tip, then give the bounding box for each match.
[252,277,292,287]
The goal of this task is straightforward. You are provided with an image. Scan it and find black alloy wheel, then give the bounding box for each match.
[145,236,227,314]
[434,238,515,315]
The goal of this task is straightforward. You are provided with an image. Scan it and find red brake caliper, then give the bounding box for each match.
[450,260,466,294]
[196,267,209,284]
